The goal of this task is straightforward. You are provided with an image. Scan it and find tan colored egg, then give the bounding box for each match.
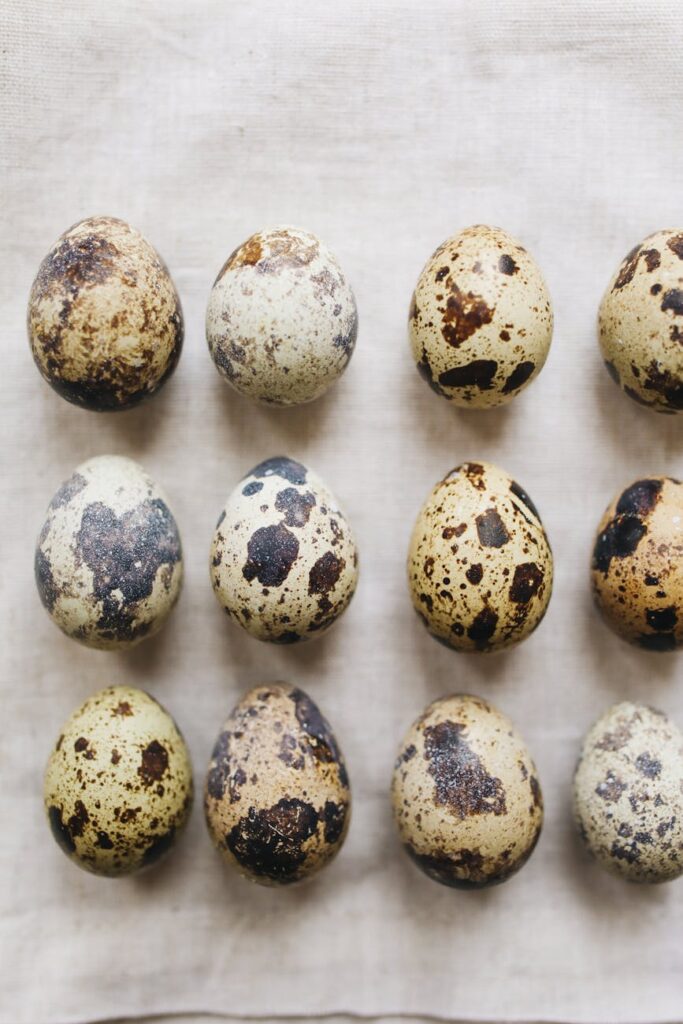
[28,216,183,410]
[206,226,357,405]
[392,695,543,888]
[408,461,553,652]
[204,684,351,885]
[409,225,553,408]
[210,456,358,644]
[35,455,183,650]
[44,686,193,877]
[591,477,683,650]
[573,702,683,882]
[599,230,683,413]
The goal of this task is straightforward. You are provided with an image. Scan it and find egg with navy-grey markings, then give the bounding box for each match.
[44,686,193,877]
[27,216,183,411]
[591,477,683,651]
[599,230,683,413]
[35,455,183,650]
[408,461,553,652]
[409,224,553,408]
[210,456,358,644]
[206,225,357,406]
[573,701,683,883]
[204,683,351,886]
[392,695,543,888]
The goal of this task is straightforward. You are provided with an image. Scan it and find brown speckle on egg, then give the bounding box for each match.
[27,217,183,411]
[391,695,543,888]
[204,684,351,885]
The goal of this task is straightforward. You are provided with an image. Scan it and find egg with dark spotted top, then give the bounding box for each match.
[573,702,683,882]
[409,225,553,408]
[35,455,183,650]
[206,226,357,405]
[210,456,358,644]
[599,230,683,413]
[591,476,683,650]
[28,216,183,411]
[204,684,351,885]
[408,461,553,652]
[44,686,193,877]
[392,695,543,888]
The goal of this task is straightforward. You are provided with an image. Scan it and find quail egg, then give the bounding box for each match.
[599,230,683,413]
[44,686,193,877]
[204,683,351,885]
[206,225,357,405]
[210,456,358,643]
[573,701,683,882]
[408,461,553,652]
[27,216,183,410]
[392,694,543,888]
[409,225,553,407]
[591,476,683,650]
[35,455,183,650]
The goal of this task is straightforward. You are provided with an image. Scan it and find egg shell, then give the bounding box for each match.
[591,477,683,651]
[210,456,358,644]
[407,461,553,652]
[392,695,543,888]
[573,702,683,883]
[27,216,183,411]
[204,684,351,886]
[599,230,683,413]
[44,686,193,877]
[35,455,183,650]
[409,224,553,408]
[206,225,357,406]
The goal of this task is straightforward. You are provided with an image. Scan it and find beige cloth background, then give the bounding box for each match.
[2,1,683,1022]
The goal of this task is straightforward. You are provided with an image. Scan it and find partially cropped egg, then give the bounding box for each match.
[599,230,683,413]
[408,461,553,652]
[392,695,543,888]
[27,216,183,410]
[591,476,683,650]
[409,225,553,407]
[204,684,351,885]
[35,455,183,650]
[206,225,357,405]
[44,686,193,877]
[210,456,358,643]
[573,701,683,882]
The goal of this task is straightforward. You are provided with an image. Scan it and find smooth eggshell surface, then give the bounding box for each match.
[206,225,357,405]
[210,456,358,644]
[204,683,351,885]
[409,224,553,408]
[573,702,683,882]
[35,455,183,650]
[408,461,553,652]
[44,686,193,877]
[599,230,683,413]
[591,477,683,650]
[392,695,543,888]
[28,216,183,410]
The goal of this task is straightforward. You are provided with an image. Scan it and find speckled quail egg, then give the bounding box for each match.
[408,461,553,652]
[591,477,683,651]
[573,702,683,882]
[44,686,193,877]
[210,456,358,643]
[27,216,183,410]
[206,225,357,405]
[204,683,351,885]
[392,694,543,888]
[599,230,683,413]
[409,225,553,408]
[35,455,183,650]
